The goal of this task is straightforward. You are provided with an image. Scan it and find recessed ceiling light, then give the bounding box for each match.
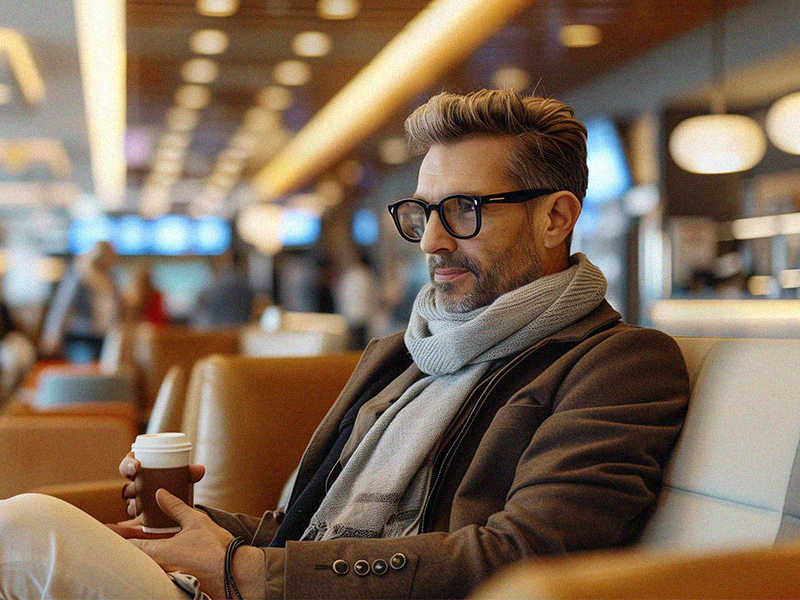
[166,107,200,132]
[378,137,410,165]
[273,60,311,86]
[491,66,530,91]
[244,107,280,132]
[258,85,293,111]
[317,0,359,20]
[182,58,219,84]
[196,0,238,17]
[189,29,229,55]
[292,31,332,57]
[175,84,211,109]
[559,24,602,48]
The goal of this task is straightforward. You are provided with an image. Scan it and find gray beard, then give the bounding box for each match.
[429,247,543,313]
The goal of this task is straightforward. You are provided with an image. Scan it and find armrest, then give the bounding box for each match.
[469,542,800,599]
[0,415,135,499]
[34,478,129,524]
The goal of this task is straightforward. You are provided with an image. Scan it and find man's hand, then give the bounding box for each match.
[127,489,266,599]
[118,451,205,519]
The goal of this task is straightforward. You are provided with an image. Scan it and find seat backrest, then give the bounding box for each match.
[640,337,800,551]
[145,364,187,434]
[183,351,362,515]
[132,324,240,418]
[239,326,348,357]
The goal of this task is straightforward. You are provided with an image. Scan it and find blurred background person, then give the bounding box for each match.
[191,247,254,328]
[122,266,167,326]
[0,284,36,403]
[334,250,380,350]
[39,241,122,363]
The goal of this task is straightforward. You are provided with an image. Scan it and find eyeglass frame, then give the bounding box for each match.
[387,188,560,242]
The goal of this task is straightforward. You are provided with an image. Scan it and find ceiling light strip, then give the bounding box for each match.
[0,28,45,105]
[74,0,126,210]
[253,0,535,201]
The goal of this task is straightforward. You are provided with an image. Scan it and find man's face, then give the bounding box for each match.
[414,137,546,313]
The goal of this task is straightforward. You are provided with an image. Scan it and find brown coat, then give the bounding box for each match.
[204,301,689,598]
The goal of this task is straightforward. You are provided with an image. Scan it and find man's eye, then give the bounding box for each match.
[456,199,475,212]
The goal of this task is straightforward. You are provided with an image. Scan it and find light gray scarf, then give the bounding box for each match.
[302,253,607,541]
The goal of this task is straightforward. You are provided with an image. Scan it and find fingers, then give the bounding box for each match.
[119,452,140,480]
[189,464,206,484]
[155,489,197,527]
[122,481,141,519]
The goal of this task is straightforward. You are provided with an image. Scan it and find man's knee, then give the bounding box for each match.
[0,493,75,542]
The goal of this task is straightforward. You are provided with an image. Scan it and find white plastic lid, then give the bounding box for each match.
[132,432,192,453]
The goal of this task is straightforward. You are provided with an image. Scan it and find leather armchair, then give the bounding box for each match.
[38,351,361,522]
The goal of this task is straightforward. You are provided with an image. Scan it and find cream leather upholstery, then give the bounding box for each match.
[640,337,800,550]
[183,352,362,515]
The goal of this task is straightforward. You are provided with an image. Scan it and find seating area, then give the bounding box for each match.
[3,332,800,596]
[0,317,354,516]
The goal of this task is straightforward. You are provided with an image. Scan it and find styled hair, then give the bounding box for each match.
[404,89,588,203]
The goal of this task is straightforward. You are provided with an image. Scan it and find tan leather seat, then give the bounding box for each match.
[469,542,800,599]
[145,364,187,434]
[132,324,240,421]
[0,414,135,500]
[183,352,362,515]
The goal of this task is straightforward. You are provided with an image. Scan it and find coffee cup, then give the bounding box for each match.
[131,432,193,534]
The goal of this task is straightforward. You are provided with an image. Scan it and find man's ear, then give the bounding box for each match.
[542,192,581,249]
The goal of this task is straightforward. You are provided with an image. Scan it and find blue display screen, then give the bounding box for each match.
[68,215,231,256]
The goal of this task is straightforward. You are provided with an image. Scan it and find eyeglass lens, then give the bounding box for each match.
[397,196,477,240]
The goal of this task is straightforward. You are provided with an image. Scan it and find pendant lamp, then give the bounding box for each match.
[766,91,800,155]
[668,2,766,174]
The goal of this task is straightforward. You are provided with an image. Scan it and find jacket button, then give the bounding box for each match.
[354,559,370,576]
[372,559,388,576]
[389,553,407,570]
[332,559,349,575]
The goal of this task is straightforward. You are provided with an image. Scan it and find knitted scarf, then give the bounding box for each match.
[301,253,607,541]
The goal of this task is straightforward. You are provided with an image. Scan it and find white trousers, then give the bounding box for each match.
[0,494,190,600]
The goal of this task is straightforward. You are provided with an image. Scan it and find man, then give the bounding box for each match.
[0,89,689,599]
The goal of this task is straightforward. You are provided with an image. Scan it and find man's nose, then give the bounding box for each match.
[419,211,457,255]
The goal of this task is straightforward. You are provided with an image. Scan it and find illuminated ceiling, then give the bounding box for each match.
[1,0,790,219]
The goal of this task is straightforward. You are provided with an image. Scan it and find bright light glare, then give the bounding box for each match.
[766,92,800,155]
[669,114,767,174]
[273,60,312,86]
[175,84,211,109]
[196,0,238,17]
[73,0,126,209]
[317,0,359,20]
[559,24,601,48]
[491,66,530,91]
[182,58,219,84]
[258,85,293,111]
[190,29,229,55]
[292,31,332,57]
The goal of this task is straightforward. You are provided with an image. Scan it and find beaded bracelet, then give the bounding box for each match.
[224,536,247,600]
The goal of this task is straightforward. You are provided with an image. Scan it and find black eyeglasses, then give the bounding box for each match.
[387,188,559,242]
